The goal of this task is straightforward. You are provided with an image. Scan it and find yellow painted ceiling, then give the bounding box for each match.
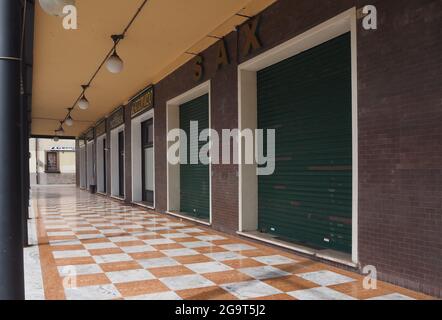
[31,0,276,137]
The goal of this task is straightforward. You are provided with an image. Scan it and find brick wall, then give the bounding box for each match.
[141,0,442,296]
[154,32,240,233]
[356,0,442,297]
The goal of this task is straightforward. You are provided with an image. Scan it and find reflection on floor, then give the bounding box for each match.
[26,186,432,300]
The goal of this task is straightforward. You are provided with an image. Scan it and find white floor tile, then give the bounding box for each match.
[24,246,45,300]
[143,238,175,245]
[77,234,105,240]
[296,270,356,286]
[240,266,291,280]
[367,293,415,300]
[108,236,138,243]
[222,280,281,300]
[220,244,257,252]
[65,284,121,300]
[121,245,155,253]
[181,241,214,249]
[186,261,232,274]
[52,250,90,259]
[47,231,75,236]
[83,242,117,250]
[49,240,82,246]
[58,264,102,276]
[205,252,245,261]
[253,255,297,266]
[178,228,204,233]
[138,257,179,269]
[195,235,226,242]
[163,248,199,257]
[161,274,214,291]
[288,287,356,300]
[93,253,132,264]
[106,269,154,283]
[125,291,182,300]
[162,233,192,239]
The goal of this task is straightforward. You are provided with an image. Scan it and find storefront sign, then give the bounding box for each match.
[131,86,154,118]
[109,106,125,129]
[49,146,75,152]
[241,16,262,56]
[192,16,261,81]
[96,119,107,137]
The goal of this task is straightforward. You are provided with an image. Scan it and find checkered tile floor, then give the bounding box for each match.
[30,186,432,300]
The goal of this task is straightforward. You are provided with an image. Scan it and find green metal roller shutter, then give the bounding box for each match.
[257,33,352,254]
[180,94,210,220]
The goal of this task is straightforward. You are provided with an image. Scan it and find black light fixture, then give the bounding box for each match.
[55,122,65,136]
[78,85,90,110]
[65,115,74,127]
[106,34,125,74]
[64,107,74,126]
[53,0,149,135]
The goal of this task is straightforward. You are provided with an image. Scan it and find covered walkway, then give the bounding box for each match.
[27,186,431,300]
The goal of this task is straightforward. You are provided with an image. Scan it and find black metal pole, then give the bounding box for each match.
[21,0,35,248]
[0,0,25,300]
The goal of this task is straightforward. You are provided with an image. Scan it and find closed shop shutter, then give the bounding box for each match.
[257,33,352,254]
[180,94,210,220]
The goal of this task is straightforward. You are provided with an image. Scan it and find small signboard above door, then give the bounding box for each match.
[130,85,154,118]
[109,106,125,130]
[49,146,75,152]
[96,118,107,137]
[85,128,94,141]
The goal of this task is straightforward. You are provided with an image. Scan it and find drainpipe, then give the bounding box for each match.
[0,0,25,300]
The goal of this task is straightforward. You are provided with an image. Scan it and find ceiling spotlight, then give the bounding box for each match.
[65,115,74,126]
[106,35,125,74]
[78,85,90,110]
[56,123,65,136]
[78,95,89,110]
[39,0,75,17]
[53,136,60,142]
[106,51,124,74]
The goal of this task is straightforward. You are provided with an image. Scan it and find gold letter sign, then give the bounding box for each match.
[242,16,261,57]
[216,40,229,69]
[193,56,204,81]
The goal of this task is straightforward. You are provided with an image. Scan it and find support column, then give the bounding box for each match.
[0,0,25,300]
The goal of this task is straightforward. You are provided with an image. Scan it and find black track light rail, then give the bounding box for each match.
[55,0,149,135]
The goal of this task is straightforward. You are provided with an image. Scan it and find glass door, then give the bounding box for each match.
[118,131,125,197]
[103,138,107,193]
[141,119,154,205]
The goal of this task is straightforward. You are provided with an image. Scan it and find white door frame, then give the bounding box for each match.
[166,80,212,225]
[96,134,106,194]
[131,109,155,208]
[237,8,359,264]
[110,124,125,199]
